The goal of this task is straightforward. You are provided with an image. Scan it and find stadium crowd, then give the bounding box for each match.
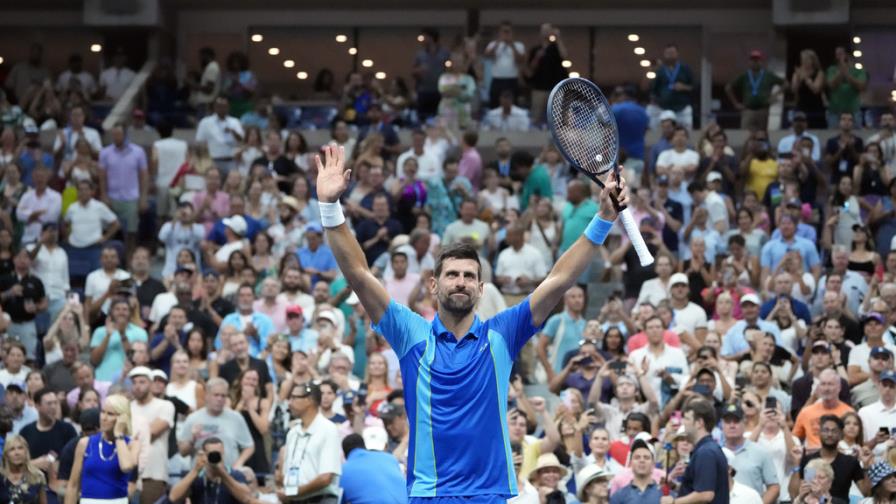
[0,20,896,504]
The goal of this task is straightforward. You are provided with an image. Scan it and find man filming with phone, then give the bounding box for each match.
[168,437,251,504]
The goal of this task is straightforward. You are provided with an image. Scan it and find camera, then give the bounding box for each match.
[207,451,222,464]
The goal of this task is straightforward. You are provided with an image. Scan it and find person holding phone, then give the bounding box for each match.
[630,316,689,408]
[749,398,801,502]
[789,415,869,502]
[792,459,841,504]
[857,370,896,458]
[720,403,780,504]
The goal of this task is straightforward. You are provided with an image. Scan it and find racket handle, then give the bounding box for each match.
[619,208,655,267]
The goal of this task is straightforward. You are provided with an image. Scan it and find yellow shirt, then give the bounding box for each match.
[747,157,778,198]
[520,438,542,480]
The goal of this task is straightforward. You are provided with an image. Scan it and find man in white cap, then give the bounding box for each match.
[668,272,708,347]
[207,214,249,271]
[720,293,782,361]
[128,366,175,504]
[647,110,679,172]
[690,177,728,233]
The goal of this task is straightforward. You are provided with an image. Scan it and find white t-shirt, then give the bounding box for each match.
[748,429,800,502]
[790,273,816,304]
[64,199,119,248]
[99,66,136,100]
[730,480,763,504]
[149,292,178,324]
[629,344,689,401]
[56,70,98,96]
[196,115,244,159]
[637,277,670,307]
[486,40,525,79]
[704,191,729,232]
[153,138,188,187]
[53,127,102,161]
[0,366,30,387]
[656,148,699,171]
[396,149,441,181]
[131,398,175,481]
[84,268,131,314]
[495,244,548,295]
[196,61,221,105]
[672,302,708,336]
[848,342,896,373]
[30,244,70,301]
[214,240,247,264]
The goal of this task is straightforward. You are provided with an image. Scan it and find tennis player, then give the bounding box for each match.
[315,145,627,503]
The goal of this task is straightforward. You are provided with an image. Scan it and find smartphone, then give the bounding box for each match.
[692,384,711,397]
[764,397,777,410]
[734,376,749,389]
[578,356,594,367]
[67,292,80,304]
[890,427,896,437]
[610,361,627,373]
[805,467,816,482]
[560,390,574,408]
[880,426,890,437]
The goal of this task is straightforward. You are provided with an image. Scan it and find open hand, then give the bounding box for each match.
[315,145,350,203]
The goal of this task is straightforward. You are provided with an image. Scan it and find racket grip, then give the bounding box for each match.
[619,208,655,267]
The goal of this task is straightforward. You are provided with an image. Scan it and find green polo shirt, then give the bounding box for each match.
[559,198,599,251]
[826,65,867,114]
[519,165,553,211]
[730,70,784,109]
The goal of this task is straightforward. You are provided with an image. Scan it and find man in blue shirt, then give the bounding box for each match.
[759,214,821,285]
[297,223,339,285]
[610,439,662,504]
[721,294,783,360]
[612,86,649,161]
[314,145,628,502]
[759,273,812,325]
[340,433,407,504]
[670,399,728,504]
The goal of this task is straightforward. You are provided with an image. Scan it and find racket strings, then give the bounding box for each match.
[549,80,618,176]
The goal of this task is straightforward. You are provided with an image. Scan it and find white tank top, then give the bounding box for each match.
[166,380,198,411]
[153,138,188,186]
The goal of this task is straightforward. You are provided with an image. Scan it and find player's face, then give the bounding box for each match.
[432,258,482,316]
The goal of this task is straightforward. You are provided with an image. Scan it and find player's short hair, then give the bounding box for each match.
[434,242,481,281]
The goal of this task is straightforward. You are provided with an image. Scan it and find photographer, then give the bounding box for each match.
[168,437,251,504]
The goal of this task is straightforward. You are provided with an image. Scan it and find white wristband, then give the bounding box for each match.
[319,200,346,228]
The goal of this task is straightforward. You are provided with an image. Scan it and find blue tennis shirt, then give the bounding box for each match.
[372,297,542,499]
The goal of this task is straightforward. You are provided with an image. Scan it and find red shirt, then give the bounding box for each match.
[626,330,682,353]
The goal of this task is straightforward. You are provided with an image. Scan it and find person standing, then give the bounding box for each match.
[0,435,48,504]
[19,388,78,473]
[128,367,175,504]
[719,403,780,504]
[53,105,102,163]
[791,369,854,450]
[195,96,244,177]
[825,46,867,128]
[649,44,695,130]
[98,49,136,101]
[339,433,407,504]
[0,248,47,359]
[612,86,650,164]
[150,120,188,220]
[666,399,728,504]
[609,439,662,504]
[313,142,627,501]
[191,47,221,117]
[725,50,784,131]
[98,123,149,256]
[177,378,255,469]
[412,28,449,121]
[485,21,526,109]
[278,381,342,503]
[15,164,61,245]
[526,23,568,126]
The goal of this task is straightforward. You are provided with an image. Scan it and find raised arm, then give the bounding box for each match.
[530,172,626,326]
[316,145,391,324]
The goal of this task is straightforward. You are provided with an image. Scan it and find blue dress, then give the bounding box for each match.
[80,433,131,500]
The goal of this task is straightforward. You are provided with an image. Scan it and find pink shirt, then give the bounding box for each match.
[192,190,231,233]
[66,379,112,409]
[626,330,682,353]
[253,298,290,333]
[458,147,483,191]
[609,467,666,495]
[384,272,421,307]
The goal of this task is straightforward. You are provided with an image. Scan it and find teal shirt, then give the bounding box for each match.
[560,198,599,251]
[826,65,867,114]
[542,311,586,372]
[89,323,149,381]
[520,166,553,211]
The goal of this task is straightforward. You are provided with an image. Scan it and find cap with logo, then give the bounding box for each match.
[881,370,896,384]
[670,273,689,287]
[721,403,744,421]
[871,346,893,359]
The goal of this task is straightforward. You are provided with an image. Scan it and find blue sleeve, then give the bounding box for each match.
[759,242,772,269]
[371,300,431,359]
[721,326,746,356]
[486,297,545,360]
[691,450,724,492]
[805,244,820,269]
[541,315,560,340]
[759,300,773,319]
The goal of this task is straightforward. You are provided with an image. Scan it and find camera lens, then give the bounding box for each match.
[207,451,222,464]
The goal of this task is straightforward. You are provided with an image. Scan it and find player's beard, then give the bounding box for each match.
[438,287,477,316]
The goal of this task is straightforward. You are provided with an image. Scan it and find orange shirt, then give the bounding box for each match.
[792,400,854,450]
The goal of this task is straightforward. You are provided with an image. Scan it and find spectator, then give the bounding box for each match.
[720,403,781,503]
[485,21,525,108]
[866,461,896,503]
[760,214,821,286]
[16,164,61,246]
[16,125,53,188]
[216,284,273,356]
[537,285,586,375]
[99,48,136,101]
[612,85,650,164]
[412,27,450,121]
[168,436,251,504]
[128,367,175,504]
[29,223,69,332]
[4,43,50,103]
[631,315,689,406]
[64,395,139,504]
[482,89,530,132]
[178,377,254,468]
[825,112,864,185]
[20,388,78,472]
[792,370,855,451]
[339,433,407,504]
[222,51,256,118]
[279,381,341,503]
[527,24,568,126]
[355,193,402,267]
[63,179,120,262]
[396,129,440,181]
[0,248,47,358]
[89,298,149,382]
[53,105,102,163]
[789,414,867,502]
[383,251,421,307]
[812,247,868,318]
[7,382,38,434]
[719,293,781,359]
[725,50,784,131]
[436,54,477,131]
[494,224,547,301]
[189,47,222,116]
[457,131,483,191]
[357,103,401,159]
[230,367,272,476]
[0,340,29,388]
[867,112,896,167]
[778,111,822,162]
[742,138,779,202]
[610,439,662,504]
[195,96,244,177]
[649,44,695,130]
[56,53,97,97]
[43,334,81,393]
[151,120,189,220]
[0,434,48,504]
[296,224,339,285]
[825,46,867,128]
[848,313,896,386]
[98,123,149,255]
[790,50,827,129]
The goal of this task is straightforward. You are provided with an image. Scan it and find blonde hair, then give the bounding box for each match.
[1,435,46,486]
[800,49,821,71]
[805,458,834,480]
[104,394,133,436]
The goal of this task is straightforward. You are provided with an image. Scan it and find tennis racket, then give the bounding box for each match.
[547,77,654,266]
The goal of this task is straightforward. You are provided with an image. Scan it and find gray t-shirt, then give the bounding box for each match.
[178,408,253,468]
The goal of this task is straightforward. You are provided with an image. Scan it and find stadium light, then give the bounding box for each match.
[268,47,280,56]
[283,60,295,68]
[646,71,657,79]
[634,47,645,55]
[853,50,862,58]
[0,57,3,65]
[90,44,103,53]
[445,60,452,68]
[855,63,863,70]
[417,34,425,42]
[853,36,862,44]
[640,59,651,67]
[251,34,263,43]
[561,60,572,68]
[569,71,581,78]
[361,59,373,67]
[549,35,556,42]
[375,71,387,80]
[348,47,357,55]
[296,71,308,80]
[627,34,639,42]
[335,34,348,43]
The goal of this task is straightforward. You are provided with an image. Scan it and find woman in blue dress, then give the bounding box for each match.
[0,434,46,504]
[64,394,140,504]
